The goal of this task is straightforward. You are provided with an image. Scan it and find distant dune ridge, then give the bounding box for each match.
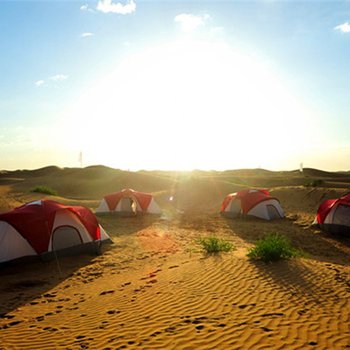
[1,165,350,212]
[0,165,350,349]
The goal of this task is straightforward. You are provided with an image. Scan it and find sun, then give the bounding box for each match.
[63,38,310,170]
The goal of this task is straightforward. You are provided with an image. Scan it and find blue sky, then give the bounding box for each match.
[1,0,350,171]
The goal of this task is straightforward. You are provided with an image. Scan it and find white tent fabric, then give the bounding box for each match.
[0,221,37,263]
[247,199,284,220]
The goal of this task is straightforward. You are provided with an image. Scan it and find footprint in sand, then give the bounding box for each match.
[238,303,256,309]
[100,321,109,328]
[165,326,176,333]
[43,293,57,298]
[147,279,157,284]
[297,309,307,315]
[3,320,22,328]
[67,306,79,310]
[0,314,14,319]
[196,325,205,331]
[216,323,226,328]
[262,313,284,317]
[107,310,121,315]
[76,335,86,340]
[100,290,115,296]
[150,331,162,337]
[43,326,58,332]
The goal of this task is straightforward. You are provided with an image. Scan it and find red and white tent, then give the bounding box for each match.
[221,189,284,220]
[0,199,110,264]
[313,194,350,233]
[96,189,161,215]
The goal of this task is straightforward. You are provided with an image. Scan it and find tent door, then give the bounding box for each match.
[120,197,136,214]
[332,204,350,226]
[52,226,83,251]
[228,199,241,215]
[266,205,281,220]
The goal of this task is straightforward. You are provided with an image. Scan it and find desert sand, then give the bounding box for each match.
[0,166,350,349]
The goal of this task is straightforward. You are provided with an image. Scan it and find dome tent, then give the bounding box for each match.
[0,199,110,264]
[313,194,350,234]
[96,188,161,215]
[221,189,284,220]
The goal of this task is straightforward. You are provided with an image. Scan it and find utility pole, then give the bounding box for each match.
[79,151,83,168]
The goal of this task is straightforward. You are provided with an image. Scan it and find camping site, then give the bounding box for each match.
[0,166,350,349]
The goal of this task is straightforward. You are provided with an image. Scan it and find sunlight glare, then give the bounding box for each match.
[64,39,312,170]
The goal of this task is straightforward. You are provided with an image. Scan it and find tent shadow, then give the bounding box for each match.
[221,214,350,304]
[0,252,101,318]
[0,214,158,319]
[222,215,350,267]
[246,258,335,309]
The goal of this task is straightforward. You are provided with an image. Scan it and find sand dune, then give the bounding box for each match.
[1,166,350,349]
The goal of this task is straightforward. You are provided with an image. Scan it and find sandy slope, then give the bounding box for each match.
[1,167,350,349]
[1,212,350,350]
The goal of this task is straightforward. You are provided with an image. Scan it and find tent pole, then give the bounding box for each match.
[45,219,62,278]
[53,247,62,278]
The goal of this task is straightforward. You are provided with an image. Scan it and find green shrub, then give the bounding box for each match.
[247,233,301,263]
[199,236,234,254]
[31,186,58,196]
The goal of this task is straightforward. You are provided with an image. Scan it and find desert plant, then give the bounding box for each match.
[31,185,58,196]
[199,236,234,254]
[247,232,301,263]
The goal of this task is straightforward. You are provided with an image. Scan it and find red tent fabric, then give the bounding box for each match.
[104,189,153,212]
[0,200,100,254]
[316,194,350,224]
[221,189,274,213]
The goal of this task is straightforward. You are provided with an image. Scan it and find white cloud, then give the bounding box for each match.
[49,74,69,82]
[96,0,136,14]
[80,4,94,12]
[81,32,94,37]
[334,22,350,33]
[35,80,45,87]
[34,74,68,88]
[174,13,210,32]
[211,26,224,35]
